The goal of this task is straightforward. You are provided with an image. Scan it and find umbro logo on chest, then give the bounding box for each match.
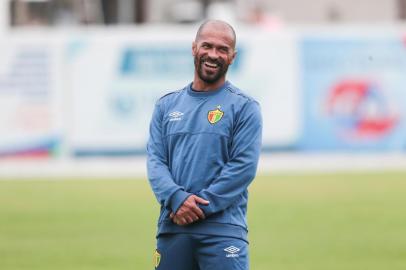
[168,111,183,121]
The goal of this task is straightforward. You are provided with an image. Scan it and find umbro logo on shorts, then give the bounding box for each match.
[224,246,240,258]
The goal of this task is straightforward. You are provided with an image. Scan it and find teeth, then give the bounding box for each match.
[205,62,218,68]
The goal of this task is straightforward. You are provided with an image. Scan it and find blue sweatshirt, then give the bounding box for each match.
[147,81,262,242]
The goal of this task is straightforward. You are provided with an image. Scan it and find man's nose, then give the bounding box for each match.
[207,48,219,59]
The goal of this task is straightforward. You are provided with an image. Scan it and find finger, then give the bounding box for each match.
[191,205,205,219]
[193,196,210,205]
[187,212,200,222]
[173,216,182,225]
[185,215,194,224]
[169,212,174,219]
[173,215,184,225]
[178,217,187,226]
[177,205,202,220]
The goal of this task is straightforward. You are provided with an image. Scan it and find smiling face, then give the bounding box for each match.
[192,21,237,91]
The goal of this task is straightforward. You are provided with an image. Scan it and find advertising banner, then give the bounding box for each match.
[68,34,194,156]
[68,30,300,156]
[0,37,63,158]
[300,35,406,151]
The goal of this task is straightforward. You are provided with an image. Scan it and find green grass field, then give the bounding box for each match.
[1,172,406,270]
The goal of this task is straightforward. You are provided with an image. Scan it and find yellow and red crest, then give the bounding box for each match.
[154,250,161,268]
[207,106,224,124]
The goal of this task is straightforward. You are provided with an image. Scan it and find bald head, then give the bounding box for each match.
[195,20,236,49]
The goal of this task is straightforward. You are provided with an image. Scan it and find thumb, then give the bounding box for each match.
[193,195,210,205]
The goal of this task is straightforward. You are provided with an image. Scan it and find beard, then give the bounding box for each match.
[194,55,229,84]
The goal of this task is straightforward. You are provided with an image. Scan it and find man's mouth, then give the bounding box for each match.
[204,62,218,68]
[202,60,221,71]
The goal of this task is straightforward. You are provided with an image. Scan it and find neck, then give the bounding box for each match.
[192,74,226,91]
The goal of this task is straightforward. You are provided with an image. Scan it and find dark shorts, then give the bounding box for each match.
[154,233,249,270]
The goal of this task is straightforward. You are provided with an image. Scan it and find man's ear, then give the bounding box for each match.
[192,42,197,56]
[229,50,237,65]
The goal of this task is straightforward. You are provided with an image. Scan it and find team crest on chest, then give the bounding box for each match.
[208,106,224,124]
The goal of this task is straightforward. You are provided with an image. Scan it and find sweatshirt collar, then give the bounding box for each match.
[187,81,229,97]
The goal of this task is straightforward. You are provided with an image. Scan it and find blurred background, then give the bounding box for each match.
[1,0,406,177]
[1,0,406,175]
[0,1,406,270]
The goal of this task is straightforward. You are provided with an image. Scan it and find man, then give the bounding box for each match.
[147,20,262,270]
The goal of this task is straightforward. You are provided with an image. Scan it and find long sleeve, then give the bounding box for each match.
[197,100,262,217]
[147,102,192,213]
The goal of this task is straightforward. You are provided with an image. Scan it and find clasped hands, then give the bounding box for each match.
[170,195,210,226]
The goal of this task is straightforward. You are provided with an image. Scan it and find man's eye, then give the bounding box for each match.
[202,44,210,48]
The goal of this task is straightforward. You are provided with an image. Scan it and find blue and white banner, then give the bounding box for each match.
[300,35,406,151]
[67,30,300,156]
[0,37,64,158]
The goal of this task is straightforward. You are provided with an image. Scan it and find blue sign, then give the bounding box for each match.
[300,36,406,151]
[119,46,244,78]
